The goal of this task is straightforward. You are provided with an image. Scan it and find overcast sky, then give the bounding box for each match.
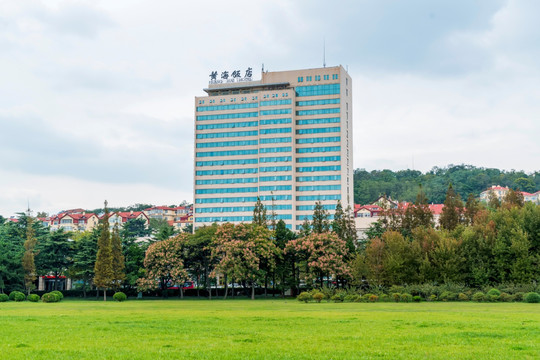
[1,0,539,217]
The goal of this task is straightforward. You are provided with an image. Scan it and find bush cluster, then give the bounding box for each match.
[0,293,9,302]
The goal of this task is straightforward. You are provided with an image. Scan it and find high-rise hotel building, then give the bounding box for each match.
[194,66,353,230]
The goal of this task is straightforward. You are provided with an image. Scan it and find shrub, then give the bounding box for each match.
[400,293,413,303]
[369,294,379,302]
[413,296,422,302]
[428,294,437,302]
[486,289,500,302]
[487,288,501,297]
[472,292,485,302]
[438,283,466,295]
[9,291,25,302]
[524,292,540,303]
[344,294,360,303]
[312,292,324,303]
[331,294,343,303]
[514,292,525,302]
[499,292,512,302]
[113,292,127,302]
[50,290,64,301]
[439,291,457,302]
[297,292,312,303]
[458,293,469,301]
[379,294,389,302]
[319,286,334,301]
[392,293,401,302]
[27,294,40,302]
[334,290,347,302]
[361,293,373,302]
[417,283,438,299]
[42,293,60,303]
[389,285,405,294]
[0,294,9,302]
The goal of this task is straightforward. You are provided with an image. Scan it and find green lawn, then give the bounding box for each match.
[1,299,539,359]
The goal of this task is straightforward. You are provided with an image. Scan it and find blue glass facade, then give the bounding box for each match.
[297,117,340,125]
[197,121,258,130]
[296,108,340,116]
[197,130,258,139]
[296,146,341,153]
[196,159,258,167]
[296,137,340,144]
[197,103,258,112]
[196,112,258,121]
[196,149,258,157]
[295,84,340,97]
[260,118,292,125]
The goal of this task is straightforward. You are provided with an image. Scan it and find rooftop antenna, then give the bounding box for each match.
[262,63,264,73]
[323,37,326,67]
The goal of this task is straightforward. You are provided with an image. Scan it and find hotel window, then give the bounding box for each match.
[315,75,321,81]
[323,75,329,80]
[298,76,303,82]
[306,76,312,81]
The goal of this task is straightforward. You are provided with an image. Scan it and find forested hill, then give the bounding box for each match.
[353,165,540,205]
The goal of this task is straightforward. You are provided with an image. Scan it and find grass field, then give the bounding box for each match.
[1,299,539,359]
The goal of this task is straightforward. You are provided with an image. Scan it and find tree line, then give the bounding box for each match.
[2,188,539,299]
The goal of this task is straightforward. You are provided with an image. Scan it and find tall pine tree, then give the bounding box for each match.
[94,201,113,301]
[252,197,267,228]
[312,201,330,234]
[22,211,37,295]
[111,224,125,290]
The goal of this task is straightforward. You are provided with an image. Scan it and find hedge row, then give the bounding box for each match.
[297,289,540,303]
[0,291,129,303]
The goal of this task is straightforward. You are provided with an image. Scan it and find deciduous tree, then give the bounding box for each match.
[137,233,189,298]
[212,223,278,300]
[439,184,463,230]
[285,232,350,288]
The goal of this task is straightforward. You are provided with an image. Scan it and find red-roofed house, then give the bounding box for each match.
[354,201,446,239]
[173,213,193,231]
[49,212,99,232]
[144,206,177,222]
[116,211,150,228]
[480,185,539,204]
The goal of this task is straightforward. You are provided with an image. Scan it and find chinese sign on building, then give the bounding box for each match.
[209,67,253,84]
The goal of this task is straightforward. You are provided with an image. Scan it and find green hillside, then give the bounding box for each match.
[353,164,540,205]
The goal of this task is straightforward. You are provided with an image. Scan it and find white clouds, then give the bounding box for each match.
[0,0,538,216]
